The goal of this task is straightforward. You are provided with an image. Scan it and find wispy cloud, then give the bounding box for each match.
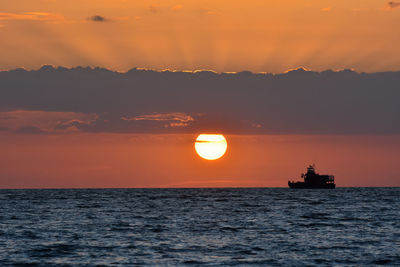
[352,8,369,12]
[122,112,194,127]
[172,4,184,11]
[149,4,160,14]
[15,126,47,134]
[0,110,98,134]
[124,112,194,123]
[87,15,109,22]
[388,1,400,8]
[0,12,65,22]
[197,8,219,16]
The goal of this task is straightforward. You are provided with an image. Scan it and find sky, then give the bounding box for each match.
[0,0,400,73]
[1,133,399,188]
[0,0,400,188]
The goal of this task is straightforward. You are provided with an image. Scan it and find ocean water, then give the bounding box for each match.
[0,188,399,266]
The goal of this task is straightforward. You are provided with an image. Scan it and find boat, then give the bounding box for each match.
[288,165,335,189]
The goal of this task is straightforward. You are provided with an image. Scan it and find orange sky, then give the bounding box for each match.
[1,0,400,72]
[1,133,399,188]
[1,1,400,188]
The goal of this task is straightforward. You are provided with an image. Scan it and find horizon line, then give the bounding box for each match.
[0,186,398,190]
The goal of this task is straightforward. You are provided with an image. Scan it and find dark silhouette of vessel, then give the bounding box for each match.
[288,165,335,189]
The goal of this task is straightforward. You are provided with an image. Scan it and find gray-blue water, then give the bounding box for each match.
[1,188,399,266]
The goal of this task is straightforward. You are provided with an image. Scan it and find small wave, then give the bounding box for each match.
[298,222,332,227]
[21,230,38,239]
[29,243,77,258]
[301,212,329,220]
[371,259,393,264]
[183,260,203,264]
[220,226,239,232]
[215,198,229,202]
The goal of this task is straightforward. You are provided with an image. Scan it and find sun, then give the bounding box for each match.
[194,134,227,160]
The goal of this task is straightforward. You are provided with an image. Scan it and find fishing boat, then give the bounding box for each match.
[288,165,335,189]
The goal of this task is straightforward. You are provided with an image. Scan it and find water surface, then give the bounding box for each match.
[1,188,399,266]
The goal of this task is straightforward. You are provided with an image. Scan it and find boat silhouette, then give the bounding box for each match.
[288,165,335,189]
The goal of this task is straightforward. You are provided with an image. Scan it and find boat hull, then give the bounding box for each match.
[288,181,335,189]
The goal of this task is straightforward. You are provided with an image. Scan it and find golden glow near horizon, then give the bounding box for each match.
[195,134,227,160]
[0,1,400,73]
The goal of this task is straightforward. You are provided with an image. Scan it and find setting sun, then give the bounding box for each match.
[194,134,228,160]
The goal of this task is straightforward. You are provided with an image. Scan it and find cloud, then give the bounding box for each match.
[149,4,160,14]
[0,110,98,134]
[54,119,94,132]
[388,1,400,8]
[123,112,194,123]
[1,66,400,135]
[321,7,331,12]
[123,112,195,128]
[352,8,368,12]
[87,15,109,22]
[0,12,65,22]
[15,126,47,134]
[197,8,218,16]
[172,5,184,11]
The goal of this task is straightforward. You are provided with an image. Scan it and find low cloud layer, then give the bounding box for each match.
[1,66,400,135]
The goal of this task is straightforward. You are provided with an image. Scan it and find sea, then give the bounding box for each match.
[0,188,399,266]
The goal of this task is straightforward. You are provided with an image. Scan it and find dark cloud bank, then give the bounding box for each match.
[0,66,399,135]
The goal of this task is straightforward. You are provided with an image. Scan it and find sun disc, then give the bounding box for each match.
[194,134,227,160]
